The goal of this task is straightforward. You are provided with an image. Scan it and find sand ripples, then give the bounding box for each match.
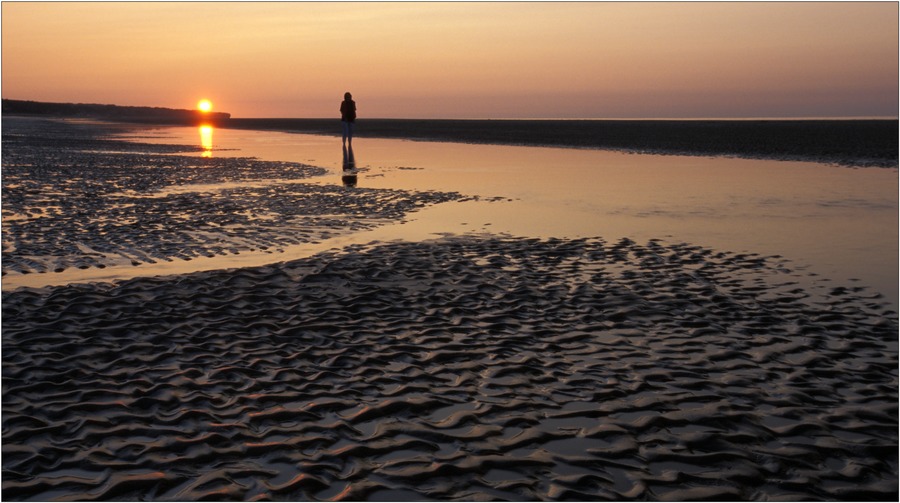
[2,119,468,276]
[3,236,896,500]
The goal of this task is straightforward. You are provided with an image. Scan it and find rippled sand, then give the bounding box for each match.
[2,118,897,501]
[3,236,897,500]
[2,119,470,277]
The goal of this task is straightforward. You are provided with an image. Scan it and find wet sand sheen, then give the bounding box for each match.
[1,118,499,286]
[121,123,900,311]
[4,118,898,311]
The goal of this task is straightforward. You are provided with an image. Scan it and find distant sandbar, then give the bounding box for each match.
[224,118,899,168]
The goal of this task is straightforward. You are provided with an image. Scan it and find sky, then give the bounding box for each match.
[2,2,898,119]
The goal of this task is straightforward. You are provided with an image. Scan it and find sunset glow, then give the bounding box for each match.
[2,2,897,118]
[1,3,897,500]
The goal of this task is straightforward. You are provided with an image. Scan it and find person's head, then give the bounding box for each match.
[344,92,352,100]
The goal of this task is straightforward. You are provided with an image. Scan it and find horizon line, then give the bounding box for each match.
[230,116,899,121]
[4,98,896,122]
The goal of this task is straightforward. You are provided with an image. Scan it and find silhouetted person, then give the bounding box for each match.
[340,92,356,145]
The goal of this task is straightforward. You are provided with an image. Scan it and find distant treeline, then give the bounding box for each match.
[2,99,230,124]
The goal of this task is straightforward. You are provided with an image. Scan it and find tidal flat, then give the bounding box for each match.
[2,117,897,500]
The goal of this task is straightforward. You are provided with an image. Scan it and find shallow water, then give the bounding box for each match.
[117,124,899,309]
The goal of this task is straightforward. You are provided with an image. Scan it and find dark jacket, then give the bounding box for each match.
[340,100,356,122]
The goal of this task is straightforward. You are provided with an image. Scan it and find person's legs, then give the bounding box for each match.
[347,121,354,144]
[341,121,349,144]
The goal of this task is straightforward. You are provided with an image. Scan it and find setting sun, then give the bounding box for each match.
[197,99,212,113]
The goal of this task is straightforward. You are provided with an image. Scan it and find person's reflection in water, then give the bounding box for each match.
[342,144,357,187]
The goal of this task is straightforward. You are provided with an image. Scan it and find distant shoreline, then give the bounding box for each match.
[2,98,896,167]
[222,118,899,168]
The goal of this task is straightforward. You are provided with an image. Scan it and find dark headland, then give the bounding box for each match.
[3,99,896,167]
[1,99,230,125]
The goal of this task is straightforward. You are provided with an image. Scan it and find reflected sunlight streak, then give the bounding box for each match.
[199,125,213,157]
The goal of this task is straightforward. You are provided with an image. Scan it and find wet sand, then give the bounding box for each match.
[224,118,899,168]
[2,118,898,500]
[3,236,897,500]
[122,122,900,311]
[2,118,479,277]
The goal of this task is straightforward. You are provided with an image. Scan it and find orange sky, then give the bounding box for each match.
[2,2,898,119]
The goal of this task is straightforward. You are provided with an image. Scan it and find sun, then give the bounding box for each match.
[197,99,213,113]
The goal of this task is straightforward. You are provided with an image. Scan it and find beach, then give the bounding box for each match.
[2,117,898,500]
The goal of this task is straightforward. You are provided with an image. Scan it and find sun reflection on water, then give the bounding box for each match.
[199,125,213,157]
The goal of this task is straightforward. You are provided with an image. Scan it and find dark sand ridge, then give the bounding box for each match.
[224,118,899,168]
[2,236,897,500]
[2,117,898,500]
